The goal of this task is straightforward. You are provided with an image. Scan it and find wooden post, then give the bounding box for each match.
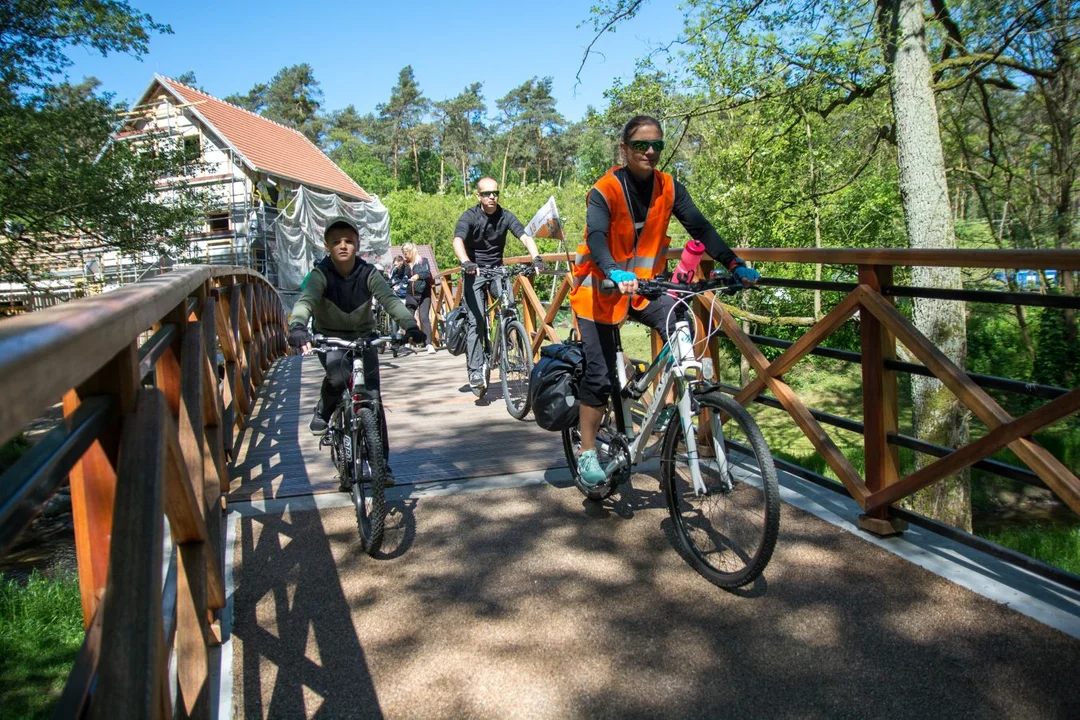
[65,341,139,627]
[89,389,167,720]
[857,264,906,536]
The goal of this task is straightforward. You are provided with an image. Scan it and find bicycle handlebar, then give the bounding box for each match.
[599,273,758,298]
[310,333,401,352]
[472,263,537,278]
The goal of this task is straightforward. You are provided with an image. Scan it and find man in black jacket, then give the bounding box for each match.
[452,177,545,391]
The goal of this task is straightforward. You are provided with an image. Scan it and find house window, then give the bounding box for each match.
[208,211,230,233]
[183,135,200,161]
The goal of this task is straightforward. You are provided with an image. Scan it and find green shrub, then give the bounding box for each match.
[0,434,31,474]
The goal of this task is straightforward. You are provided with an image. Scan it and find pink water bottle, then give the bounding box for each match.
[672,239,706,284]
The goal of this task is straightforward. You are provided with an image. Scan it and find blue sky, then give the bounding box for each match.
[64,0,685,122]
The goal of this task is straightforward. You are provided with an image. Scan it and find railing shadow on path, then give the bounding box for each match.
[228,362,383,718]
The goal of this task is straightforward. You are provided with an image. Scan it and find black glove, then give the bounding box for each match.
[461,261,478,274]
[288,324,311,349]
[532,255,547,273]
[404,325,427,345]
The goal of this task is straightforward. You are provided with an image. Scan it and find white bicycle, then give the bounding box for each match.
[562,274,780,588]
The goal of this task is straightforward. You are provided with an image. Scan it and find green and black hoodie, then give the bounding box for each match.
[289,256,417,340]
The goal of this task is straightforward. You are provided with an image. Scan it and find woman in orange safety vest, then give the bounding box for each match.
[569,115,761,487]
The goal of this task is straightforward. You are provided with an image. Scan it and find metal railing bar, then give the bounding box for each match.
[0,396,113,553]
[716,383,1047,487]
[758,278,858,293]
[137,324,179,381]
[886,433,1044,488]
[882,284,1080,310]
[742,334,1068,400]
[754,277,1080,310]
[715,383,864,433]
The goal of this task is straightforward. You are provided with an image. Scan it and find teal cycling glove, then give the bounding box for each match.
[732,263,761,284]
[607,269,637,285]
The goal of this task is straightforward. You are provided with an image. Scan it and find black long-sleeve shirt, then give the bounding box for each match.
[585,167,737,274]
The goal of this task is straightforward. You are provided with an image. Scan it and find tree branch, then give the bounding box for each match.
[575,1,646,90]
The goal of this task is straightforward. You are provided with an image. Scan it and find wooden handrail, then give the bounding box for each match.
[494,247,1080,270]
[0,265,287,718]
[0,266,272,446]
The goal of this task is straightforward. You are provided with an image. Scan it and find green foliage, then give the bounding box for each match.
[0,434,31,473]
[967,304,1035,381]
[0,0,168,95]
[0,4,206,286]
[0,571,84,719]
[1033,307,1080,388]
[225,64,324,142]
[381,182,589,273]
[332,139,395,196]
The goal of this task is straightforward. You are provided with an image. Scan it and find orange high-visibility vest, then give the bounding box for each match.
[570,167,675,324]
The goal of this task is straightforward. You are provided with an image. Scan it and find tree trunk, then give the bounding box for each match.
[501,131,512,190]
[439,153,445,194]
[537,126,544,183]
[805,114,823,319]
[886,0,971,530]
[462,155,469,197]
[391,129,399,190]
[412,140,422,193]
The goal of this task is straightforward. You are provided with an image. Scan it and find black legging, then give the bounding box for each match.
[406,293,433,344]
[577,294,678,407]
[318,346,389,459]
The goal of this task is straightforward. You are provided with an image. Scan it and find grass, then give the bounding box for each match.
[0,571,84,719]
[980,525,1080,575]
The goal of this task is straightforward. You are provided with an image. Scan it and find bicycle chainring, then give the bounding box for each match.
[605,433,633,488]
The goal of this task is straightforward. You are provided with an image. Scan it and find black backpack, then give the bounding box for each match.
[529,340,586,432]
[442,305,468,356]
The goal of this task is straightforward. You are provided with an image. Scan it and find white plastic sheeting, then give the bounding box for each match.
[271,185,391,290]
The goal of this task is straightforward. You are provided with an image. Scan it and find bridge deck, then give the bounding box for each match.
[225,350,1080,718]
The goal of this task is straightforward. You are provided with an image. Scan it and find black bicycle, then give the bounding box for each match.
[312,333,398,555]
[468,263,536,419]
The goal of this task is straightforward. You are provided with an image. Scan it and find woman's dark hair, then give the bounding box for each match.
[621,115,663,143]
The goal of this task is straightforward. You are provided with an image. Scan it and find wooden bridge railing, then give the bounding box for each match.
[0,266,287,719]
[431,248,1080,537]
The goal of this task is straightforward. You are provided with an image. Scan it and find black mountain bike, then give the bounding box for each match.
[312,333,398,555]
[469,264,536,419]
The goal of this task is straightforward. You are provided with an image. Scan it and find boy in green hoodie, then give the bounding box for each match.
[288,217,424,483]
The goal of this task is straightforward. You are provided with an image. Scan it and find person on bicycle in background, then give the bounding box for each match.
[452,177,546,391]
[570,115,761,487]
[288,217,426,481]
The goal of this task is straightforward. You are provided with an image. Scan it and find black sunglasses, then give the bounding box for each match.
[628,139,665,153]
[479,190,500,198]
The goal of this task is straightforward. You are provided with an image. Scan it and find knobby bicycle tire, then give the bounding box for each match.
[351,407,387,555]
[661,391,780,589]
[501,319,533,420]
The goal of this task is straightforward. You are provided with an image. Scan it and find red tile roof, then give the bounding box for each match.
[152,75,369,200]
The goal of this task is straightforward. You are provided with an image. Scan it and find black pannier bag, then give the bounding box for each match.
[529,340,586,432]
[443,305,468,356]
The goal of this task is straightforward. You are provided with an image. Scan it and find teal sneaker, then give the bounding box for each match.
[578,449,607,487]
